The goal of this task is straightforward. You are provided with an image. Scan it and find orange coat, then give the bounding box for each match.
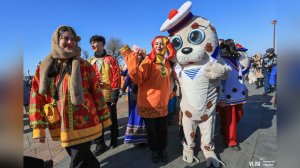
[120,45,171,118]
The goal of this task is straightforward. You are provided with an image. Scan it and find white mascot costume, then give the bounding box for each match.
[160,1,231,167]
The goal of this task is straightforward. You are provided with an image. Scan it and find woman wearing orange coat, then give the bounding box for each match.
[120,36,175,164]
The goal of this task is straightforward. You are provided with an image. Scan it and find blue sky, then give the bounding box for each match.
[0,0,286,76]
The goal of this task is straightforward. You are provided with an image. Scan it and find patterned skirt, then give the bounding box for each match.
[124,91,147,144]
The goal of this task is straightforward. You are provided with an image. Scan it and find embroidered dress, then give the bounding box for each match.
[123,75,147,144]
[29,59,111,147]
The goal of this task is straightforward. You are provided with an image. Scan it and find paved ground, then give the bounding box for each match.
[23,109,68,165]
[24,82,277,168]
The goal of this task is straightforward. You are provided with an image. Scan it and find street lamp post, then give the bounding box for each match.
[271,20,277,52]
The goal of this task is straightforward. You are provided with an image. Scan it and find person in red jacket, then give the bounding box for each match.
[88,35,121,156]
[29,26,109,168]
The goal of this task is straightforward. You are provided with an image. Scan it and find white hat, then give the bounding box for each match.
[160,1,193,34]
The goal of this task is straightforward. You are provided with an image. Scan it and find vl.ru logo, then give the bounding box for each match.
[249,161,261,167]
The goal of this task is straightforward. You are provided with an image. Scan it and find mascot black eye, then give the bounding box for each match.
[170,35,183,50]
[188,29,205,45]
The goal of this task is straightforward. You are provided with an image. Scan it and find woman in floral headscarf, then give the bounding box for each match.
[120,36,175,164]
[29,25,110,168]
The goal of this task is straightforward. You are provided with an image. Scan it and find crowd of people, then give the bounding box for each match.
[247,48,277,95]
[23,23,277,167]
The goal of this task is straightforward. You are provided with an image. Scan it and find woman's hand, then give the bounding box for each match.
[119,91,126,98]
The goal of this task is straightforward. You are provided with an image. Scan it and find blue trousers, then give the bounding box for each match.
[269,66,277,87]
[263,69,270,93]
[167,97,176,121]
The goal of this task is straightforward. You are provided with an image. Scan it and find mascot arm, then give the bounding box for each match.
[238,52,251,76]
[218,57,232,80]
[203,58,231,80]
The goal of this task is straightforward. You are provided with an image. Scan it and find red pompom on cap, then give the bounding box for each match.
[168,9,178,20]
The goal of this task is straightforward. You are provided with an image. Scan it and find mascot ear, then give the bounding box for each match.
[163,37,176,59]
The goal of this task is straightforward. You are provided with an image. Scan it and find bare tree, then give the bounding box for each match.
[105,37,124,59]
[82,50,89,60]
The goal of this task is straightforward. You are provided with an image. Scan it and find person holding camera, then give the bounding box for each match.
[262,48,277,95]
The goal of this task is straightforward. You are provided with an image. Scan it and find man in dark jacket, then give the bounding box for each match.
[262,48,277,94]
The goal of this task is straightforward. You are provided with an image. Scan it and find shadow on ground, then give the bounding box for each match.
[237,94,277,143]
[100,124,183,168]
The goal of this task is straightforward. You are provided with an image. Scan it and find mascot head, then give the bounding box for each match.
[219,39,240,59]
[220,38,250,74]
[160,1,219,66]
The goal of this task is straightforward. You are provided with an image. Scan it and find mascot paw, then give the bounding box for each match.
[206,157,226,168]
[202,147,225,167]
[182,148,194,163]
[204,62,230,80]
[182,143,199,163]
